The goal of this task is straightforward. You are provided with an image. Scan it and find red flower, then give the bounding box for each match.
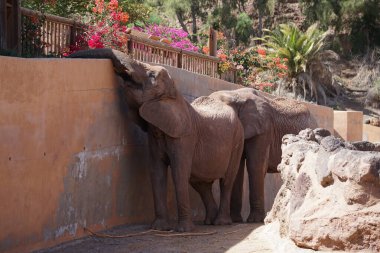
[108,0,118,11]
[257,48,266,56]
[218,53,228,62]
[202,46,210,54]
[276,63,288,70]
[119,12,129,23]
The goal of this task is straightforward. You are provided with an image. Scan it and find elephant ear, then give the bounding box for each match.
[139,97,192,138]
[239,97,271,139]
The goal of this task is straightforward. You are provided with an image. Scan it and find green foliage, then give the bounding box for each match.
[22,0,153,24]
[259,23,328,78]
[22,0,88,18]
[119,1,153,25]
[299,0,380,54]
[235,13,253,45]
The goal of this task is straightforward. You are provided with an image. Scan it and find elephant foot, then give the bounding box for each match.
[175,220,194,232]
[247,212,265,223]
[231,214,244,223]
[213,215,232,225]
[204,208,218,225]
[151,218,171,231]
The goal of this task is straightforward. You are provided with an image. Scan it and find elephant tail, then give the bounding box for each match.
[67,48,135,79]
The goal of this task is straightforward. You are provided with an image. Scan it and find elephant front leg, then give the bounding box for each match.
[148,135,171,231]
[171,162,194,232]
[246,136,270,223]
[149,158,171,231]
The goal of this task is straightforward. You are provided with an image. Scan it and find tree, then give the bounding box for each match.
[299,0,380,53]
[260,23,327,77]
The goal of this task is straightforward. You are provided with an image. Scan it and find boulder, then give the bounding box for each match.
[266,128,380,251]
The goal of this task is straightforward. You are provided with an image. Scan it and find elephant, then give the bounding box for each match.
[208,88,317,222]
[68,49,244,232]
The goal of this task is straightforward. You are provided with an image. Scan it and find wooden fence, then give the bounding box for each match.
[20,8,233,81]
[21,7,84,57]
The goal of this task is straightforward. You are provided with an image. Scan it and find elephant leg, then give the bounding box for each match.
[149,160,171,230]
[230,155,246,222]
[214,142,243,225]
[168,140,195,232]
[190,181,218,225]
[148,139,171,230]
[246,135,270,223]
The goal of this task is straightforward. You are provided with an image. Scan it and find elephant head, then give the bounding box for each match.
[209,88,272,139]
[69,49,191,138]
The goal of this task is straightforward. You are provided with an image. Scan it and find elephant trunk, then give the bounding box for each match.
[68,48,137,81]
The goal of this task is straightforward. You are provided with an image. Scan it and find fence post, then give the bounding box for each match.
[127,36,133,56]
[177,50,182,69]
[70,21,76,46]
[208,27,217,57]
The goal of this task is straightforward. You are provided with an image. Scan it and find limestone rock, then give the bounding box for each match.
[265,129,380,251]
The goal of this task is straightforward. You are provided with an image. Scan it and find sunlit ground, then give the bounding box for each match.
[36,222,325,253]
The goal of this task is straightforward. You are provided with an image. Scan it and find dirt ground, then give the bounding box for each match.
[35,222,316,253]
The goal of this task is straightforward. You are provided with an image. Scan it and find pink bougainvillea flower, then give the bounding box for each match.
[88,34,104,48]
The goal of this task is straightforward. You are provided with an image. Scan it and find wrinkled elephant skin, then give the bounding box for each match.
[69,49,244,232]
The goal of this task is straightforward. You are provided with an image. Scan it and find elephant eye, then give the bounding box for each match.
[148,72,156,79]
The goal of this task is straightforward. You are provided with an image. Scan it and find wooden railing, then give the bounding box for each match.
[127,34,220,79]
[20,8,231,81]
[21,7,84,57]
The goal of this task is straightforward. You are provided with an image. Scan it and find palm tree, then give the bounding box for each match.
[258,23,328,103]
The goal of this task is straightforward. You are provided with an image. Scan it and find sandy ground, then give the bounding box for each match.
[35,222,317,253]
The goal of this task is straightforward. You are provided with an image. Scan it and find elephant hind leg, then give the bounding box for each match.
[246,135,270,223]
[214,141,244,225]
[190,181,217,225]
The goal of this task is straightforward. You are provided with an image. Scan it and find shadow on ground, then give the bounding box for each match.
[34,222,316,253]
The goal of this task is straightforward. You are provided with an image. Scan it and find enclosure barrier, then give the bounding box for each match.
[21,7,84,57]
[20,8,224,80]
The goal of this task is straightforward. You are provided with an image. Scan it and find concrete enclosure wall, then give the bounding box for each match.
[0,57,335,253]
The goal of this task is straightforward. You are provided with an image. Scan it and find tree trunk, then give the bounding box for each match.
[258,9,263,38]
[175,10,189,35]
[190,4,198,43]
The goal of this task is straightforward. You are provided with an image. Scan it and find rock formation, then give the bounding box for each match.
[265,128,380,251]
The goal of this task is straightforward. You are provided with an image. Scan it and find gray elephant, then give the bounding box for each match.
[69,49,244,232]
[209,88,316,222]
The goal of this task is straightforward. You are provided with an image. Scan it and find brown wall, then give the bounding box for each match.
[334,111,364,141]
[363,124,380,142]
[0,56,334,253]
